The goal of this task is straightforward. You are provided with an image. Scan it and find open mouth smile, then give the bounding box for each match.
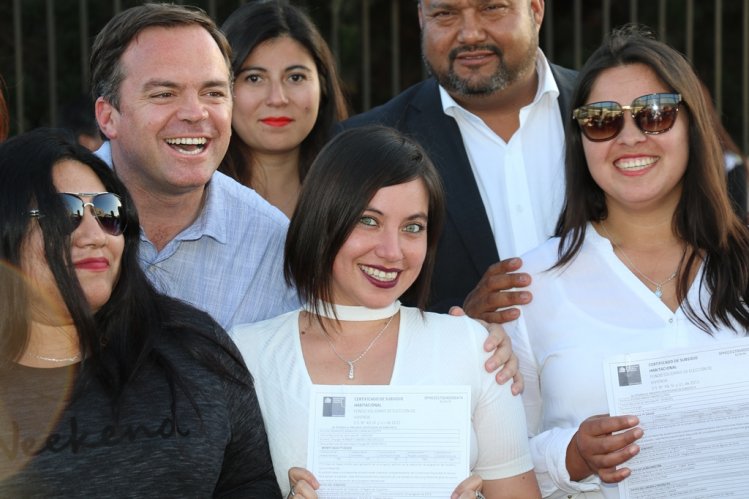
[614,156,659,172]
[165,137,207,155]
[359,264,399,282]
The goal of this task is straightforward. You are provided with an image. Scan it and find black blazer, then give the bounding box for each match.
[340,64,578,312]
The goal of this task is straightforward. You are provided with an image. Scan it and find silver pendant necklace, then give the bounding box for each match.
[321,314,395,380]
[600,221,680,300]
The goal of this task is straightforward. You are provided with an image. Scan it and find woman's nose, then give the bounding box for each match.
[71,206,107,247]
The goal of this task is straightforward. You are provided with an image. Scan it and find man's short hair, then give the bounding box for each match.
[90,2,232,109]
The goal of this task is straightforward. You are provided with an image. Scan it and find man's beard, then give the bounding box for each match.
[422,38,538,97]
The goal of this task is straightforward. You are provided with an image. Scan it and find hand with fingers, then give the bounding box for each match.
[287,467,319,499]
[566,414,643,483]
[450,307,524,395]
[463,258,532,325]
[451,474,484,499]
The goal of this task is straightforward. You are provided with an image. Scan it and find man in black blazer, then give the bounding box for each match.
[342,0,577,321]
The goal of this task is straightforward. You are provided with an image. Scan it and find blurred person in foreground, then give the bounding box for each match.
[0,128,280,496]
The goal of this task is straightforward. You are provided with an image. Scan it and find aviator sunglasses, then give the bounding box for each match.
[30,192,125,236]
[572,92,682,142]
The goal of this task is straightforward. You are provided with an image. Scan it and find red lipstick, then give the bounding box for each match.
[74,258,110,271]
[360,265,400,289]
[261,117,293,127]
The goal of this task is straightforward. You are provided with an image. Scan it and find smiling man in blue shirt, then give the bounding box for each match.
[91,4,299,328]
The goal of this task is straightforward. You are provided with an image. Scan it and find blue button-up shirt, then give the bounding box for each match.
[97,142,300,328]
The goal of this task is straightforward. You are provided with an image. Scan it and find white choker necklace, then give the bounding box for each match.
[306,301,401,321]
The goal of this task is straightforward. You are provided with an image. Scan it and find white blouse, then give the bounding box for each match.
[508,224,746,498]
[232,307,533,496]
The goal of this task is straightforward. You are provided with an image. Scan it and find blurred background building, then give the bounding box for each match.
[1,0,747,157]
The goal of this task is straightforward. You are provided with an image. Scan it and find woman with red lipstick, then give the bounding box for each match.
[0,128,280,497]
[232,126,541,499]
[219,2,348,218]
[505,26,749,498]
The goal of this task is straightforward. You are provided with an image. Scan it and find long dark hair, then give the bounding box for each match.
[219,2,348,185]
[285,126,445,315]
[0,128,247,415]
[556,25,749,333]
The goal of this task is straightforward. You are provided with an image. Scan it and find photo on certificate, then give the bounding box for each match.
[616,364,642,387]
[322,396,346,417]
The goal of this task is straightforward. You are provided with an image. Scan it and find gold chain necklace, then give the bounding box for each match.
[321,314,395,380]
[600,221,680,300]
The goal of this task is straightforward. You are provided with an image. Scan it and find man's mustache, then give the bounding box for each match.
[449,44,503,62]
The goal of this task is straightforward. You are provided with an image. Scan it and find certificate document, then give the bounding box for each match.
[307,385,471,498]
[603,338,749,499]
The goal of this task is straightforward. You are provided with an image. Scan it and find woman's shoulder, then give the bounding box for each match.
[402,306,475,324]
[230,310,301,359]
[519,237,564,274]
[156,295,229,343]
[230,309,299,337]
[520,226,606,281]
[401,307,487,346]
[394,309,495,390]
[143,298,254,390]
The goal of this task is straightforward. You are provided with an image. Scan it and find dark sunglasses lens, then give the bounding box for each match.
[633,95,679,134]
[576,102,623,141]
[59,193,85,233]
[91,193,124,236]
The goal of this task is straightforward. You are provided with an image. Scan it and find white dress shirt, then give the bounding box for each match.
[441,49,566,258]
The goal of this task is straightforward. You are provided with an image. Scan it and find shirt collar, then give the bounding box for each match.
[138,172,228,247]
[94,140,113,167]
[180,172,227,244]
[439,49,559,115]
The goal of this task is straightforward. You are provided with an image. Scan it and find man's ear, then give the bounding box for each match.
[417,1,424,30]
[531,0,545,31]
[95,96,119,140]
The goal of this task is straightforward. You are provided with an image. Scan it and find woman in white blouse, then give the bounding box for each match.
[508,26,749,498]
[232,126,540,499]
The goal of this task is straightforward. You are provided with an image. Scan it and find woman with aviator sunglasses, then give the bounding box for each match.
[0,128,281,496]
[506,26,749,498]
